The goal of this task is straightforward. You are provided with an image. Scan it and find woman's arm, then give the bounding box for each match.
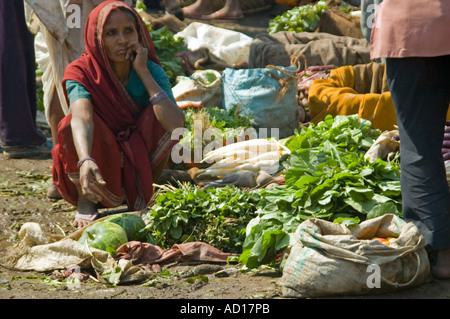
[127,41,185,133]
[70,98,106,203]
[139,68,185,132]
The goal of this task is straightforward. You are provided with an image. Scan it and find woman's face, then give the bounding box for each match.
[102,9,139,64]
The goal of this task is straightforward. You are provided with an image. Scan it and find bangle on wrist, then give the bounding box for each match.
[77,157,96,169]
[149,91,168,105]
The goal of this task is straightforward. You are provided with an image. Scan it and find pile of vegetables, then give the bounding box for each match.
[179,106,253,150]
[197,138,289,179]
[297,65,335,122]
[268,1,327,34]
[146,26,188,86]
[135,0,188,85]
[79,115,403,272]
[143,183,261,254]
[239,115,402,268]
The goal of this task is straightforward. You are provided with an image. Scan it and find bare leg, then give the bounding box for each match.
[182,0,214,18]
[47,92,64,199]
[162,0,180,11]
[431,248,450,279]
[205,0,244,20]
[162,0,184,20]
[48,91,65,147]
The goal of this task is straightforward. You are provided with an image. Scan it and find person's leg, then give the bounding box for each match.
[162,0,184,20]
[182,0,214,18]
[386,55,450,277]
[0,0,47,151]
[206,0,243,20]
[46,91,64,199]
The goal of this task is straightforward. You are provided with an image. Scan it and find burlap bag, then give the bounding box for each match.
[280,214,432,298]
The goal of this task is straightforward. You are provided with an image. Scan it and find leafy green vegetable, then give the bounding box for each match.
[268,1,327,34]
[180,106,253,148]
[239,115,402,268]
[143,183,261,253]
[146,26,188,86]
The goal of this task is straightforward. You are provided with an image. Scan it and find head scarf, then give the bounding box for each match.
[63,0,160,132]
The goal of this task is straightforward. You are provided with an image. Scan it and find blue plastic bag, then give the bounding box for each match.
[221,66,299,139]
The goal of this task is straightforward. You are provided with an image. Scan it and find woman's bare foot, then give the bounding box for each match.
[431,247,450,279]
[202,0,244,20]
[73,194,99,228]
[162,0,184,20]
[182,0,214,19]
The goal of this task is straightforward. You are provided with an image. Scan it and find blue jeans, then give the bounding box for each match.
[386,56,450,251]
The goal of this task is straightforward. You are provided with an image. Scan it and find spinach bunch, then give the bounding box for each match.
[268,1,327,34]
[148,26,188,86]
[239,115,402,268]
[143,183,261,253]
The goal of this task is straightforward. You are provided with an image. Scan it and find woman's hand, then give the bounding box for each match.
[126,41,148,74]
[79,160,107,204]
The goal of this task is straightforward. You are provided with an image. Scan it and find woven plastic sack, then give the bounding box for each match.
[221,65,299,139]
[280,214,431,298]
[171,69,222,108]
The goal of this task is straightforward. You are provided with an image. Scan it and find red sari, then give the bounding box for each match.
[52,1,177,210]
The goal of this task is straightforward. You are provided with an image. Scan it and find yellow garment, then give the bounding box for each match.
[308,62,450,131]
[308,62,397,131]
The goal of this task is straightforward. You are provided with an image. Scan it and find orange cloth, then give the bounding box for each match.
[308,63,450,131]
[308,63,396,131]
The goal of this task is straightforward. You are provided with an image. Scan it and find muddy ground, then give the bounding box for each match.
[1,3,450,305]
[2,140,450,304]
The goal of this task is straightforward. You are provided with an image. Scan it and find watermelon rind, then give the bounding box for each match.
[105,213,147,242]
[78,221,128,253]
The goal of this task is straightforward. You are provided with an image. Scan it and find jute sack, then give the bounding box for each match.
[280,214,432,298]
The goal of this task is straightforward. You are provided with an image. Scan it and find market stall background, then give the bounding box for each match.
[1,0,450,300]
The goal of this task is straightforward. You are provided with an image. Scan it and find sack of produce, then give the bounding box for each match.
[172,69,223,108]
[280,214,431,298]
[221,65,299,139]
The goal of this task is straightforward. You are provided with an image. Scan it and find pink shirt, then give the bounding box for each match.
[370,0,450,59]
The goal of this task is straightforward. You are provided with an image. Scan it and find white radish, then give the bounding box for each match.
[203,139,279,159]
[202,149,259,164]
